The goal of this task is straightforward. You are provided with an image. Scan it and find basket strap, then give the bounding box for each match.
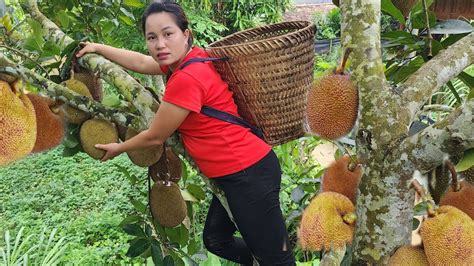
[201,106,264,140]
[179,57,228,70]
[179,57,265,140]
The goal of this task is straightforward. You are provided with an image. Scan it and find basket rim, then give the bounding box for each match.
[206,20,314,51]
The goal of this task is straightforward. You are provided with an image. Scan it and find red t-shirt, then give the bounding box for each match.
[161,47,271,178]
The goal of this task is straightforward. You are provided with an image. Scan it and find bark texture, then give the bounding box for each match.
[340,0,474,264]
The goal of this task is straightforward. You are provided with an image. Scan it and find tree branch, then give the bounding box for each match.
[394,100,474,176]
[20,0,159,126]
[0,54,145,130]
[399,32,474,121]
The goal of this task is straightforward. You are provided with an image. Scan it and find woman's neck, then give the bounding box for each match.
[169,47,193,72]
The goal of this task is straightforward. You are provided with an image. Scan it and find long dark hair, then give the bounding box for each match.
[141,1,194,49]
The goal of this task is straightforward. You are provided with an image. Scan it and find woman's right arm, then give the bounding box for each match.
[76,42,164,75]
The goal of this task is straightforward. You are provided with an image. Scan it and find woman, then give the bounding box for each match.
[77,1,295,265]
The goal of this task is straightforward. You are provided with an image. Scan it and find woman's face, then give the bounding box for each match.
[145,12,190,70]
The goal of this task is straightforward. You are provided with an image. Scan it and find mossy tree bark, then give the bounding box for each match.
[340,0,474,264]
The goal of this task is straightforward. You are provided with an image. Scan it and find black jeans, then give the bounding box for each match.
[203,150,295,266]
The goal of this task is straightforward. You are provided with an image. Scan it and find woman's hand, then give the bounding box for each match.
[95,143,123,161]
[76,42,99,57]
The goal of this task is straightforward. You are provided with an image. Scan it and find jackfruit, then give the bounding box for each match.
[306,73,358,140]
[388,246,428,266]
[148,147,182,182]
[27,94,65,153]
[73,71,103,102]
[298,191,356,251]
[79,118,118,160]
[0,80,37,165]
[61,79,92,124]
[125,128,163,167]
[420,205,474,266]
[321,154,361,203]
[463,167,474,185]
[439,181,474,219]
[149,181,187,227]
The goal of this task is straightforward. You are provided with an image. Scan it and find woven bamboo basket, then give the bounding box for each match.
[206,21,315,146]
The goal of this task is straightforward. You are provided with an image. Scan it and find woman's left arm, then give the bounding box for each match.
[96,101,190,161]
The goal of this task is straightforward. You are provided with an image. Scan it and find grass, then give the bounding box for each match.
[0,146,148,264]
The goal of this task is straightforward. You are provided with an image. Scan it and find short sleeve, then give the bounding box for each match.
[162,72,206,113]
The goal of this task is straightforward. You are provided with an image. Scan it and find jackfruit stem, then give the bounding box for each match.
[335,48,352,75]
[342,212,357,225]
[410,179,436,216]
[445,159,460,192]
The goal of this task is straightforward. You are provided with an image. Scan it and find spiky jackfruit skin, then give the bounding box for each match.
[73,72,103,102]
[0,80,37,165]
[298,192,356,251]
[27,94,65,153]
[439,181,474,219]
[150,181,187,228]
[306,74,358,140]
[463,167,474,185]
[388,246,428,266]
[148,147,182,182]
[321,155,361,203]
[79,118,118,160]
[125,128,163,167]
[61,79,92,124]
[420,206,474,266]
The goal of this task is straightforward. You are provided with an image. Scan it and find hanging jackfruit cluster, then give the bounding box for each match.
[388,174,474,265]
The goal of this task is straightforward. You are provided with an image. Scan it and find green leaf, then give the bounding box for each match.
[27,18,44,46]
[446,81,462,105]
[414,201,428,216]
[62,145,82,157]
[458,72,474,91]
[63,133,79,148]
[101,94,122,107]
[122,223,146,237]
[180,190,198,202]
[455,149,474,172]
[42,41,61,57]
[151,239,163,265]
[126,238,150,257]
[119,15,134,26]
[410,10,436,29]
[119,215,143,227]
[23,35,42,52]
[290,185,305,203]
[56,10,70,29]
[186,184,206,201]
[412,218,421,230]
[467,88,474,100]
[381,0,405,25]
[124,0,145,8]
[177,225,189,246]
[163,255,175,266]
[131,199,147,214]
